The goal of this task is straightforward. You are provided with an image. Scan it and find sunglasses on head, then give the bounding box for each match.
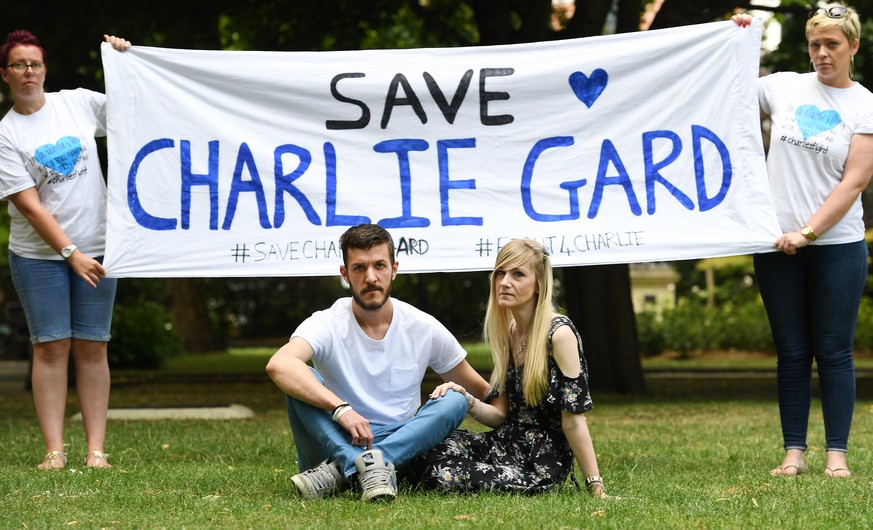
[809,6,848,19]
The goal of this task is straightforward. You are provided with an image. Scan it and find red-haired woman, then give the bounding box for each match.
[0,30,129,469]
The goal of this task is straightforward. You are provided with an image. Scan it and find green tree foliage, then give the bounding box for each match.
[109,300,183,368]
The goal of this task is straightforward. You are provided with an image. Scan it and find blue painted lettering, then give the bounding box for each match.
[374,139,430,228]
[438,138,482,226]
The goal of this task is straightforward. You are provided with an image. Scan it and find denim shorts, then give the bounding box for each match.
[9,251,118,345]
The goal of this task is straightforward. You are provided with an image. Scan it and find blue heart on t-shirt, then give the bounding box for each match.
[795,104,841,140]
[35,136,82,176]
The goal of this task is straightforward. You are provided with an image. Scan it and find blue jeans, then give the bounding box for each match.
[9,252,117,344]
[754,240,867,453]
[285,368,468,479]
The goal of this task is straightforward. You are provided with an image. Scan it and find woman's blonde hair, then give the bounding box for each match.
[807,3,861,43]
[483,239,556,406]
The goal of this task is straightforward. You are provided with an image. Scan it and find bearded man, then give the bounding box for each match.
[267,223,489,502]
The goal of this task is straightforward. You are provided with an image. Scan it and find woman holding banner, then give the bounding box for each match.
[734,4,873,478]
[410,239,606,497]
[0,30,130,469]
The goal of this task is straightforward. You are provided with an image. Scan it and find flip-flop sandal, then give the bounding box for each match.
[771,462,807,476]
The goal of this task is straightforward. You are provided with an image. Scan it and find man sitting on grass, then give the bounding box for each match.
[266,223,490,502]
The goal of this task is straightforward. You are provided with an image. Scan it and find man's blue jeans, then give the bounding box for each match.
[754,240,867,453]
[285,368,468,479]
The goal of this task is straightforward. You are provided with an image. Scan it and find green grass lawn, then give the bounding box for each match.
[2,351,872,528]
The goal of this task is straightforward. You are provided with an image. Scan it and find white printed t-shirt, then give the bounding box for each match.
[292,297,467,427]
[0,89,108,259]
[759,72,873,244]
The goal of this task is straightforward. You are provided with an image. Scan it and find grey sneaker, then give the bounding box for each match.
[290,459,349,499]
[354,449,397,502]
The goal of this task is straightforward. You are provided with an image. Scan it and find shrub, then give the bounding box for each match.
[691,299,772,353]
[658,300,709,358]
[638,295,774,357]
[636,310,666,357]
[109,301,183,368]
[638,291,873,357]
[854,296,873,352]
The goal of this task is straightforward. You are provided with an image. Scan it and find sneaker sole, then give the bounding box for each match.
[361,485,397,502]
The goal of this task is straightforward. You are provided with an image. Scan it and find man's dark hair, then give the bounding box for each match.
[339,224,395,267]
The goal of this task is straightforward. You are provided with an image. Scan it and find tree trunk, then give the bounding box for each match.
[562,264,646,394]
[615,0,644,34]
[471,0,515,45]
[564,0,614,37]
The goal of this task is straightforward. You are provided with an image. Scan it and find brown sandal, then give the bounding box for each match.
[770,461,808,476]
[824,467,851,478]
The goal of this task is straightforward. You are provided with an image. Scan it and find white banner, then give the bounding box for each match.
[101,19,777,277]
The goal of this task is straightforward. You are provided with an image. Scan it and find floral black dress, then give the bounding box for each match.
[410,315,593,494]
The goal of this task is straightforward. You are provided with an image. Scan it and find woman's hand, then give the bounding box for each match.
[104,35,132,51]
[732,13,753,27]
[775,231,810,256]
[429,381,468,401]
[67,251,106,288]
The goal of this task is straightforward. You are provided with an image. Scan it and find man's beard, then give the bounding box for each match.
[351,284,391,311]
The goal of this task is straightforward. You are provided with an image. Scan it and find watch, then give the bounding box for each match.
[60,244,78,260]
[800,225,817,241]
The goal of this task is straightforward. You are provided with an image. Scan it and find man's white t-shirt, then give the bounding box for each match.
[0,89,109,259]
[758,72,873,244]
[292,297,467,427]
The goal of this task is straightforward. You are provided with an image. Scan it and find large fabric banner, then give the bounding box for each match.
[102,19,776,278]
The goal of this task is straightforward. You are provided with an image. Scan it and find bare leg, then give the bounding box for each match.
[31,339,72,469]
[72,339,111,468]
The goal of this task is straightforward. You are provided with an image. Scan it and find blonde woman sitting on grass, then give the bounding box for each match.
[410,239,606,497]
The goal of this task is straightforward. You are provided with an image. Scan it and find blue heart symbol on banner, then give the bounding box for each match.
[568,68,608,108]
[35,136,82,176]
[795,104,840,140]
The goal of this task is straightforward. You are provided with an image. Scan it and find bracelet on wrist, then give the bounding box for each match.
[584,475,603,488]
[465,392,475,410]
[331,403,353,422]
[468,398,483,419]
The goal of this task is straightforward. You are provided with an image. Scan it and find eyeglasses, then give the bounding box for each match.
[809,6,848,19]
[4,61,45,74]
